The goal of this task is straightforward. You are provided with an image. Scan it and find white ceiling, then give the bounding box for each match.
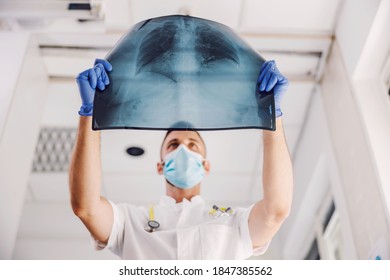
[2,0,344,259]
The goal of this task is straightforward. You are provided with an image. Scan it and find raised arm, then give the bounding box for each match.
[69,59,114,244]
[248,61,293,248]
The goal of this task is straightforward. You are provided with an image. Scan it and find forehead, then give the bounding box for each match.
[163,130,204,146]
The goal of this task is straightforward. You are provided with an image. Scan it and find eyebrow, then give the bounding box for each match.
[166,137,201,146]
[166,139,179,146]
[189,138,201,143]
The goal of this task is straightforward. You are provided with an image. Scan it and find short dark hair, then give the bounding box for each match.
[160,129,206,159]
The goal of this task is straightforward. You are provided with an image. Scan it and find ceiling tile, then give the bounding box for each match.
[130,0,242,29]
[103,173,166,203]
[24,184,34,203]
[43,54,105,78]
[202,173,263,205]
[17,202,85,238]
[261,53,319,78]
[240,0,341,34]
[282,81,315,126]
[29,173,69,202]
[201,130,262,173]
[103,0,132,30]
[101,130,166,174]
[41,80,80,127]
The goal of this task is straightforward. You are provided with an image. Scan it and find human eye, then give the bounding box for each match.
[188,142,199,151]
[168,142,179,149]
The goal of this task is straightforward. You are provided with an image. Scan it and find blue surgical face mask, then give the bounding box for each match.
[162,144,206,189]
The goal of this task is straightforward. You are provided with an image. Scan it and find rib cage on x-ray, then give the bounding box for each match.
[93,15,275,131]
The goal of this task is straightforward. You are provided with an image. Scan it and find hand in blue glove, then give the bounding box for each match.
[257,60,289,118]
[76,58,112,116]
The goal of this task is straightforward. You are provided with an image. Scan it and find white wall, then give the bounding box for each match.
[280,39,390,260]
[338,0,390,225]
[329,0,390,258]
[335,0,383,78]
[320,41,390,259]
[280,0,390,259]
[278,84,357,259]
[0,32,49,259]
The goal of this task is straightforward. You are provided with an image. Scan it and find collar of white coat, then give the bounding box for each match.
[159,195,205,207]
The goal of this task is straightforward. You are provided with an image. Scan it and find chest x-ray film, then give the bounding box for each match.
[92,15,275,131]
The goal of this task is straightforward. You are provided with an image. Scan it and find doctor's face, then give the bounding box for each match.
[157,130,210,176]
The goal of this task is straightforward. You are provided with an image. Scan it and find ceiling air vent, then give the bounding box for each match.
[32,127,77,173]
[68,3,92,11]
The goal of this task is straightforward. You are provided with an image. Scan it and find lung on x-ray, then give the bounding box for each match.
[92,15,275,131]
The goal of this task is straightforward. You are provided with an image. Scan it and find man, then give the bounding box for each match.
[69,59,293,259]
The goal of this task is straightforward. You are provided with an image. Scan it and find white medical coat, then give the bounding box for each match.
[93,195,269,259]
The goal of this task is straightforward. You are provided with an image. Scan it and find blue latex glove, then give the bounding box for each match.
[76,59,112,116]
[257,60,289,118]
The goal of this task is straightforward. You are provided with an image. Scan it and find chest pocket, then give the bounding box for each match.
[199,224,240,259]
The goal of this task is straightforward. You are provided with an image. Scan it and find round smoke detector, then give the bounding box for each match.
[126,146,145,157]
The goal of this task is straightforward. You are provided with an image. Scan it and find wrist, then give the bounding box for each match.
[78,104,93,116]
[264,118,284,140]
[275,108,283,118]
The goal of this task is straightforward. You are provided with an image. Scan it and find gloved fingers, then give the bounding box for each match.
[260,70,273,92]
[94,58,113,72]
[94,63,110,87]
[274,75,289,94]
[98,64,110,86]
[278,75,289,87]
[257,60,275,84]
[265,73,278,92]
[93,59,112,90]
[87,68,98,89]
[257,62,268,82]
[97,78,106,91]
[94,64,107,90]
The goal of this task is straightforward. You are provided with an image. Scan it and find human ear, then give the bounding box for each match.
[157,161,164,175]
[203,160,210,174]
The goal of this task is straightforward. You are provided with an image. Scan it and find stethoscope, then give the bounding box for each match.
[144,206,160,233]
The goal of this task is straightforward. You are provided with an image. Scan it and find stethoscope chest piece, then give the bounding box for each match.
[145,206,160,233]
[144,220,160,232]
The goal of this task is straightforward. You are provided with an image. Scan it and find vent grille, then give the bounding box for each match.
[32,127,77,172]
